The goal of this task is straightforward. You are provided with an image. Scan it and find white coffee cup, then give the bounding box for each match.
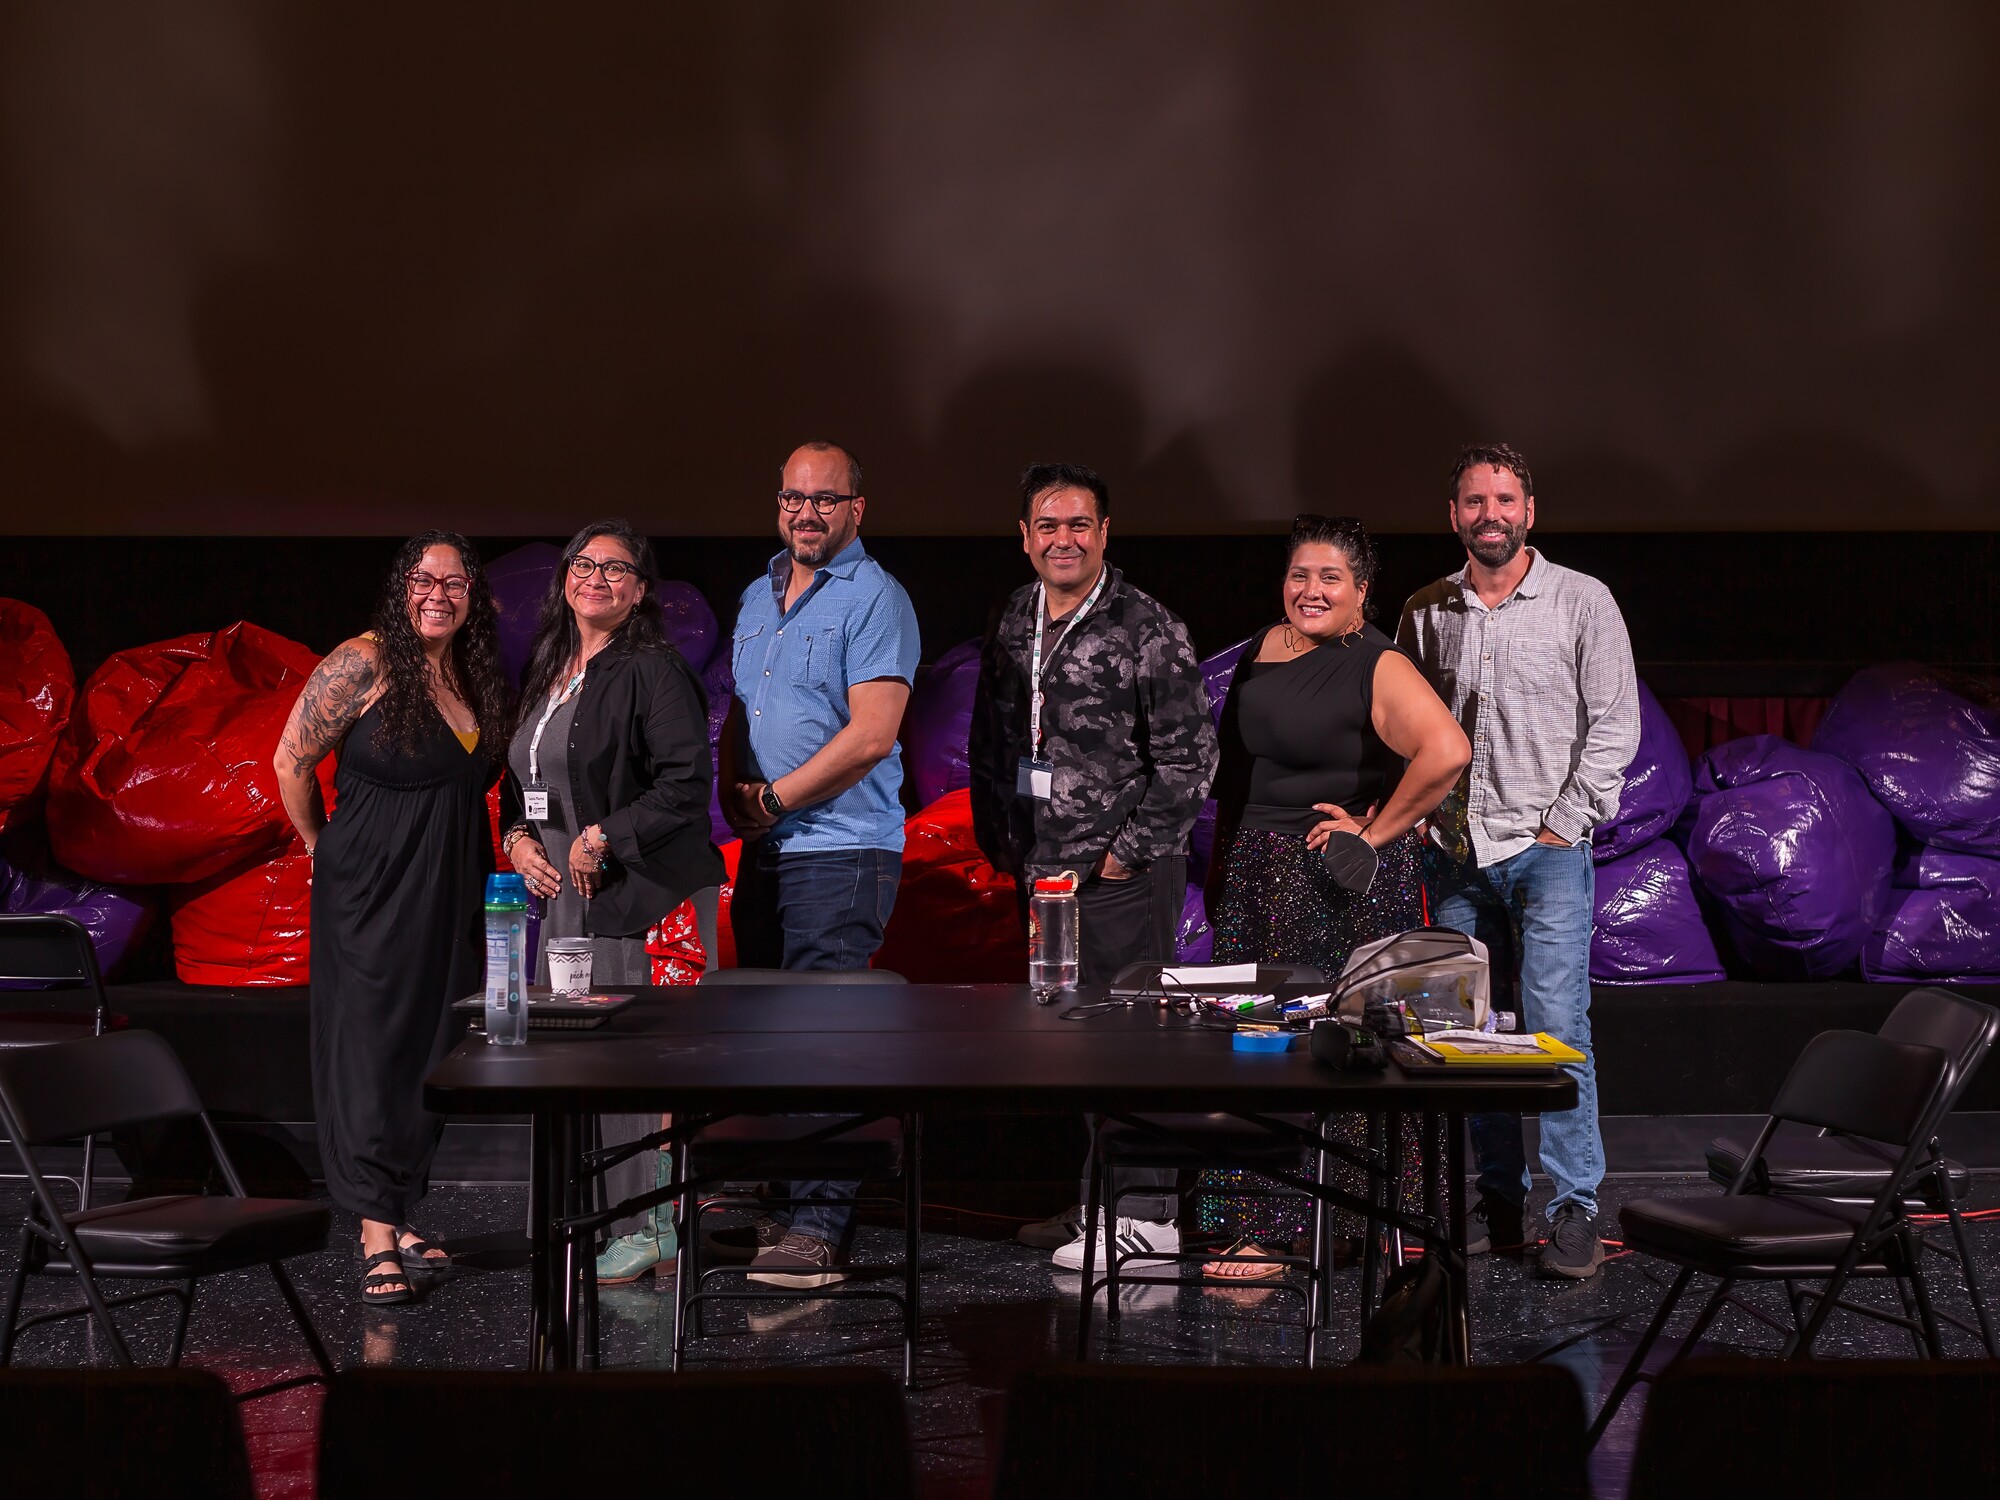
[545,937,595,996]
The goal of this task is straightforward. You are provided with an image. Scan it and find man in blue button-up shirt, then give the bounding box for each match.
[717,440,921,1287]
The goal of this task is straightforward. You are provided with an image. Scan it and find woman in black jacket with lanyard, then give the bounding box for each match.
[501,519,724,1282]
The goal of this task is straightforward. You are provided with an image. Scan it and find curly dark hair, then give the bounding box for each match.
[1287,513,1380,621]
[1449,442,1534,500]
[368,530,512,759]
[516,520,675,725]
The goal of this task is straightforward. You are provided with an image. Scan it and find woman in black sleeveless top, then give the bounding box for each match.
[274,531,510,1307]
[1201,515,1469,1276]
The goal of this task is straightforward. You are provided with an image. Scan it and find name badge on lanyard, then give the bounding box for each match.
[525,668,586,822]
[1021,571,1108,803]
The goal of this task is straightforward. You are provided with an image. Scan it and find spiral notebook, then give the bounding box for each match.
[1391,1030,1585,1069]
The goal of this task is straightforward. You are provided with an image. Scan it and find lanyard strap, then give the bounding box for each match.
[1028,569,1110,759]
[527,668,587,784]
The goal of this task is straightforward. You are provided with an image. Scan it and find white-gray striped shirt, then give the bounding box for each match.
[1397,550,1640,867]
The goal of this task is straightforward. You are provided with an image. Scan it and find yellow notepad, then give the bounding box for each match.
[1412,1031,1587,1067]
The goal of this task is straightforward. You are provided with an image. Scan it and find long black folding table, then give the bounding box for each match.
[423,983,1577,1371]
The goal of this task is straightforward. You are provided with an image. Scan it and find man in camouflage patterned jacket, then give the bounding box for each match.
[970,460,1218,1269]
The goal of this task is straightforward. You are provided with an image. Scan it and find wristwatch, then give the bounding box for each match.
[759,783,786,821]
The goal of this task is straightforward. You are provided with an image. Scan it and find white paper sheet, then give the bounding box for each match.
[1160,962,1258,988]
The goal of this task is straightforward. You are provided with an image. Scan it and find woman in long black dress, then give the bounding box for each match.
[274,531,510,1306]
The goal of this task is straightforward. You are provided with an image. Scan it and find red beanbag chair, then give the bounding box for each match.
[49,623,328,885]
[0,600,75,833]
[874,789,1021,982]
[168,845,312,986]
[713,838,741,968]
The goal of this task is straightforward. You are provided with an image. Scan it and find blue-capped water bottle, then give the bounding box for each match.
[483,873,529,1045]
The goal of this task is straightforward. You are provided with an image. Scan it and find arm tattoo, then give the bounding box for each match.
[283,644,378,775]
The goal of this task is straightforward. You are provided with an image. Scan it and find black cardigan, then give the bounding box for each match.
[501,641,726,939]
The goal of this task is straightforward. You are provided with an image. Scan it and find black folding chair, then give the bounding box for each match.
[672,968,922,1382]
[1590,1028,1957,1444]
[0,913,112,1210]
[1078,1110,1339,1361]
[0,1030,334,1395]
[996,1363,1589,1500]
[555,968,923,1381]
[1629,1357,2000,1498]
[1705,987,1998,1356]
[0,1367,257,1500]
[319,1367,914,1499]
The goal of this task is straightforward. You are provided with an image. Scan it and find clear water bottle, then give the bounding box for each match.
[484,873,530,1045]
[1028,873,1081,1003]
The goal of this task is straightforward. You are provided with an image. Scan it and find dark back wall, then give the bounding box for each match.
[6,532,1996,694]
[4,3,1999,536]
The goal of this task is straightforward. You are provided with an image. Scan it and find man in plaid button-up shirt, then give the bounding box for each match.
[1400,443,1639,1281]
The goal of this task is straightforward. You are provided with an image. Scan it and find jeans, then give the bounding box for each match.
[1428,839,1603,1220]
[733,843,901,1244]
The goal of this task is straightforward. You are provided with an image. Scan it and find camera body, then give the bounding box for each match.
[1309,1019,1389,1073]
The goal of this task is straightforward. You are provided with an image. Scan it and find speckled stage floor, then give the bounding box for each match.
[4,1175,1995,1499]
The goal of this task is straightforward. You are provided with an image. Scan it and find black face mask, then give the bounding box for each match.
[1320,829,1379,895]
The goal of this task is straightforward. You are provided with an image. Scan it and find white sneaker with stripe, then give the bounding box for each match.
[1051,1216,1181,1270]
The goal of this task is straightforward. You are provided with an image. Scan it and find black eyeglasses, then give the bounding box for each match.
[407,572,470,600]
[777,490,859,515]
[567,555,638,583]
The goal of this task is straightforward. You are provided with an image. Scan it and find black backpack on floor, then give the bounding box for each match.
[1356,1254,1450,1365]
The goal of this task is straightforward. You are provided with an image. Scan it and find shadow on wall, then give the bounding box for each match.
[1291,341,1485,529]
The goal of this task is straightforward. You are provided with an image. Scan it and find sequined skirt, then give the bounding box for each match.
[1200,826,1428,1243]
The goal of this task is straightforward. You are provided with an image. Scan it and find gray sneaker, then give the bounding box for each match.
[1464,1193,1527,1256]
[1536,1202,1604,1279]
[1017,1205,1085,1251]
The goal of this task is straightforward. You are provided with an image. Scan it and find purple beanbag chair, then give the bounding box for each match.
[1684,736,1896,979]
[1175,883,1214,964]
[0,851,155,984]
[904,638,982,810]
[1590,839,1725,984]
[656,580,719,675]
[1594,680,1691,865]
[485,543,563,690]
[1862,847,2000,984]
[1187,799,1218,885]
[702,650,736,845]
[1812,662,2000,858]
[1199,637,1252,726]
[1186,639,1250,881]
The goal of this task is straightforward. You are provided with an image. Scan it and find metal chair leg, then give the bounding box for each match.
[268,1261,336,1380]
[1104,1177,1124,1326]
[1588,1265,1695,1447]
[65,1256,134,1366]
[1306,1114,1330,1365]
[1074,1118,1104,1360]
[167,1280,195,1366]
[79,1134,95,1213]
[1664,1278,1735,1374]
[902,1113,922,1388]
[582,1116,603,1372]
[1359,1112,1386,1324]
[0,1225,31,1365]
[1902,1230,1946,1359]
[671,1139,694,1373]
[1934,1160,1998,1357]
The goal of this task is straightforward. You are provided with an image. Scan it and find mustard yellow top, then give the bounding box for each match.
[454,729,480,753]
